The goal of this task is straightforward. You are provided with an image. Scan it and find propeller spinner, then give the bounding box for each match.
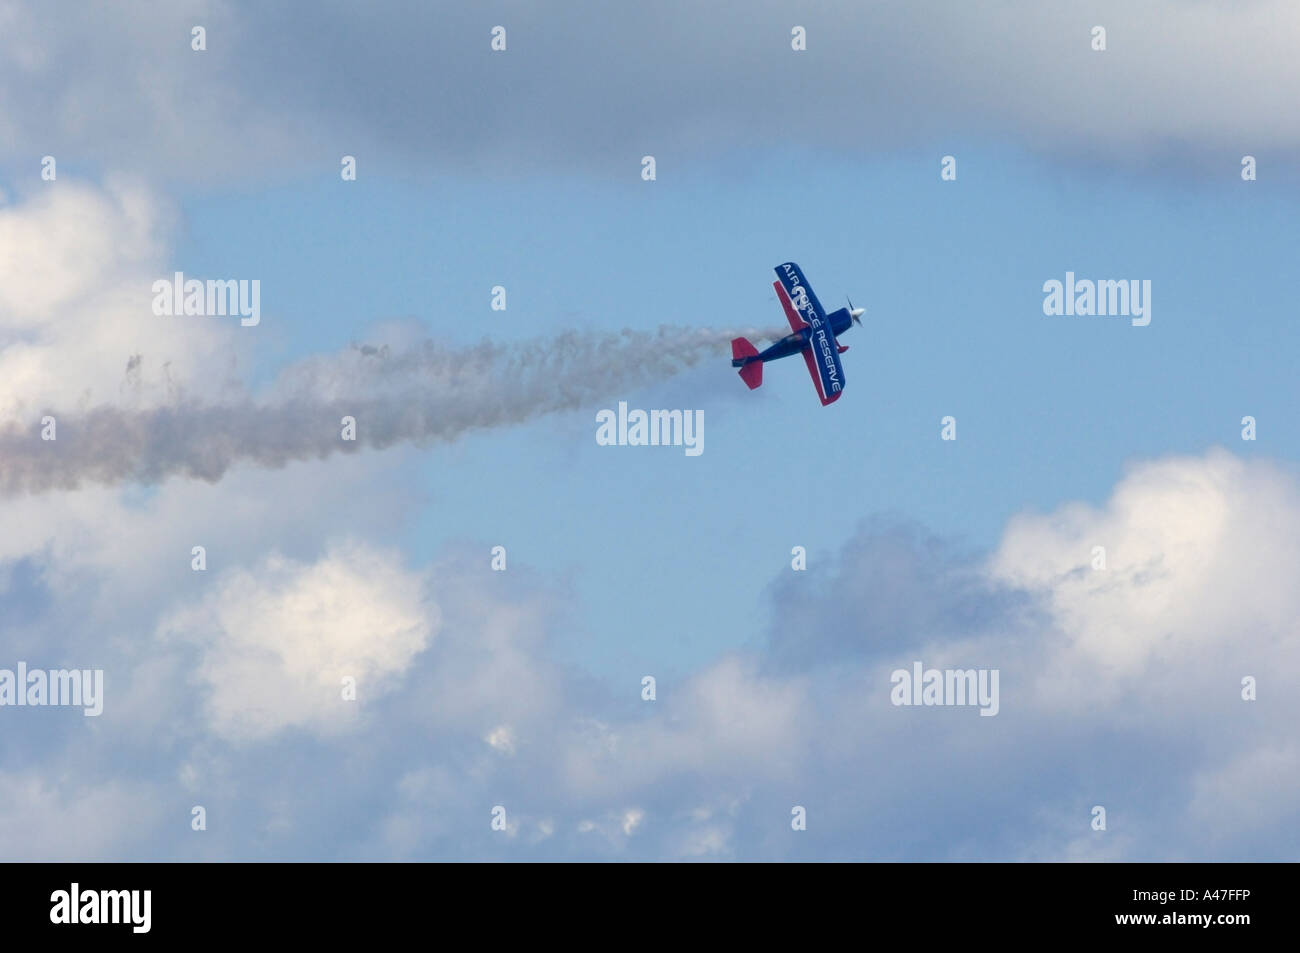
[847,295,864,326]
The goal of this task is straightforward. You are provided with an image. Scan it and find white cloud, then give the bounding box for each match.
[485,724,516,754]
[622,807,644,836]
[989,450,1300,695]
[0,179,238,422]
[159,540,436,742]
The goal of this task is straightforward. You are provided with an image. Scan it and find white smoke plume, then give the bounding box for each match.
[0,325,785,495]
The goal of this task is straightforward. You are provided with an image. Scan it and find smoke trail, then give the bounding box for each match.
[0,325,784,495]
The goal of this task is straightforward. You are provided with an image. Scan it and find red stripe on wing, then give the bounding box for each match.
[774,281,808,333]
[801,345,838,406]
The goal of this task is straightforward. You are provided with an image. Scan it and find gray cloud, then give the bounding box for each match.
[762,518,1043,672]
[4,1,1296,183]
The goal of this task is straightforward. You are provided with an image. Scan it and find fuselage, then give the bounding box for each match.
[754,307,855,363]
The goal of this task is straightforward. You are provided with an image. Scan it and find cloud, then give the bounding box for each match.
[158,540,436,743]
[763,519,1037,672]
[0,178,238,422]
[989,449,1300,698]
[2,2,1296,184]
[0,770,164,861]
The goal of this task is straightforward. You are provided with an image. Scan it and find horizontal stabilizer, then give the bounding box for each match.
[731,337,763,389]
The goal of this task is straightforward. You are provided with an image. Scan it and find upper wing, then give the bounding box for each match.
[774,262,827,330]
[801,323,845,406]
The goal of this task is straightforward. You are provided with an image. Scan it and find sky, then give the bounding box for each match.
[0,0,1297,860]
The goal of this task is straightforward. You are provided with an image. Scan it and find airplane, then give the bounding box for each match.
[731,261,863,406]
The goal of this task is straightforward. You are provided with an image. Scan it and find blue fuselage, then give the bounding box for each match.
[755,307,854,363]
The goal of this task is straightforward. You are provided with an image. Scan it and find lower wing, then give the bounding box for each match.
[800,324,845,406]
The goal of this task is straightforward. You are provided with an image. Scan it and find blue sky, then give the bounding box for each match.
[0,1,1297,861]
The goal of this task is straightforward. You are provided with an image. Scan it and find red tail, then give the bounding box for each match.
[731,337,763,390]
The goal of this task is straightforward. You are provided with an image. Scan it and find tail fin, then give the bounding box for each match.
[731,338,763,390]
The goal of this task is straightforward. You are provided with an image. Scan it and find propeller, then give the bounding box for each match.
[847,295,865,327]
